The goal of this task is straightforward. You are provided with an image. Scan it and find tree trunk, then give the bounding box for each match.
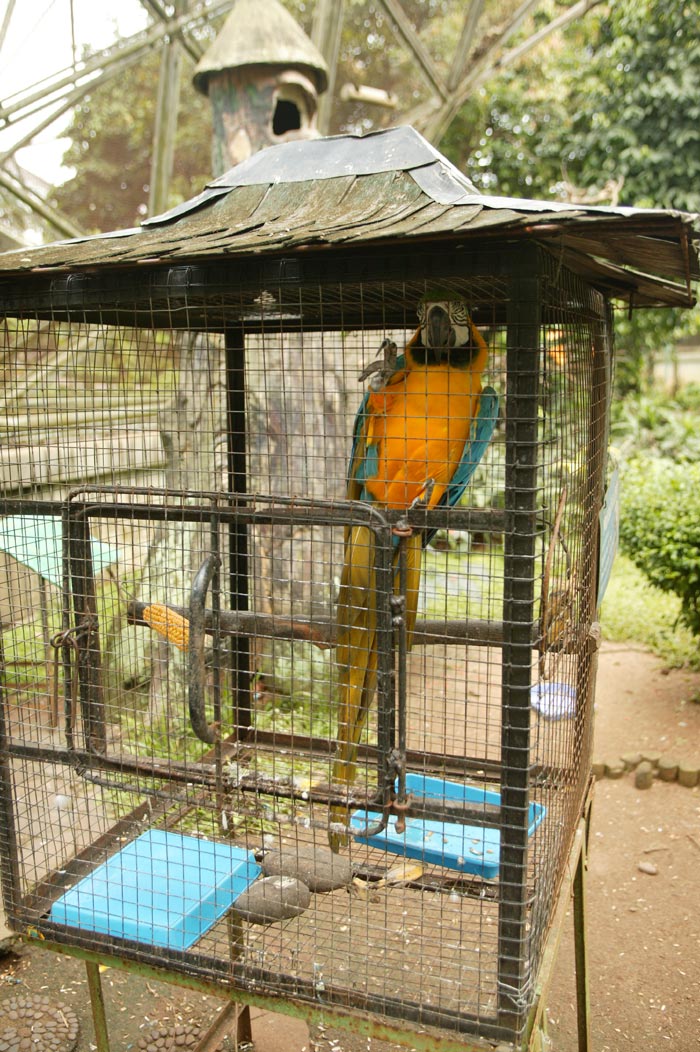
[139,331,226,722]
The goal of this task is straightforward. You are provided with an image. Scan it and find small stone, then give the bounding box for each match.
[262,842,352,892]
[678,763,699,788]
[591,760,606,780]
[637,860,659,876]
[657,757,678,782]
[234,875,311,924]
[634,761,654,790]
[621,752,642,770]
[605,759,625,779]
[641,751,662,767]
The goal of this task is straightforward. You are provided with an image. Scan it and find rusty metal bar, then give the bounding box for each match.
[62,484,503,533]
[66,503,106,754]
[188,552,221,744]
[32,937,508,1050]
[30,930,510,1043]
[194,1000,249,1051]
[5,737,504,831]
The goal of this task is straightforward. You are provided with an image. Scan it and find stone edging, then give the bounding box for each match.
[592,752,699,788]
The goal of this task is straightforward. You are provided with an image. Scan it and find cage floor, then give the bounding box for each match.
[3,624,583,1039]
[228,853,501,1020]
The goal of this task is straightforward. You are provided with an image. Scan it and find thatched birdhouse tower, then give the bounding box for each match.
[193,0,328,175]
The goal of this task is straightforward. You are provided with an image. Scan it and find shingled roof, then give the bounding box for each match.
[1,126,698,308]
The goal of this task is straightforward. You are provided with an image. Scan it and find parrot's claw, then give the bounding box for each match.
[393,480,436,537]
[358,339,398,389]
[410,478,436,509]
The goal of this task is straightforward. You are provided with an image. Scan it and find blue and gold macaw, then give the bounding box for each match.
[330,290,499,849]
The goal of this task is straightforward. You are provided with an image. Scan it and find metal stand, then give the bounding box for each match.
[524,786,593,1052]
[573,802,592,1052]
[26,792,592,1052]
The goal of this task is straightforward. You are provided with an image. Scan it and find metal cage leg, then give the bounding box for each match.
[573,802,592,1052]
[85,960,111,1052]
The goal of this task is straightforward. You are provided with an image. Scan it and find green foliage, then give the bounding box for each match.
[567,0,700,213]
[610,309,685,397]
[611,385,700,462]
[440,57,573,199]
[440,0,700,382]
[619,457,700,636]
[421,548,504,623]
[453,0,700,214]
[257,639,336,735]
[1,575,126,691]
[118,705,210,766]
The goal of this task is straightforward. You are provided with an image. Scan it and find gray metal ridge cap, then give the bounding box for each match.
[447,192,700,222]
[142,185,232,228]
[207,125,479,188]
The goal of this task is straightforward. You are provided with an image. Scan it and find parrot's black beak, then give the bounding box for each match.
[425,305,454,351]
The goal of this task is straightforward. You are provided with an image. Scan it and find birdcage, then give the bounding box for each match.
[0,129,696,1051]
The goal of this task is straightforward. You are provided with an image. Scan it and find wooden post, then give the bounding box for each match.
[148,5,184,218]
[311,0,345,134]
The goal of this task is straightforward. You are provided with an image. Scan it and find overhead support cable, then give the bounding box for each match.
[1,0,231,126]
[0,167,85,239]
[374,0,449,103]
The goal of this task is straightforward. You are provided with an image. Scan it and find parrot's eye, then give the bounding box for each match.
[449,300,470,325]
[417,301,427,325]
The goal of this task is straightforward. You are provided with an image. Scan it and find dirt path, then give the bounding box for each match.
[546,643,700,1052]
[1,642,698,1050]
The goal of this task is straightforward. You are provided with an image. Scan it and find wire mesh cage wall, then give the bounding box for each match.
[0,241,608,1046]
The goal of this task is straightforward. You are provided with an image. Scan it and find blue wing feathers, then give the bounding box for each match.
[348,355,407,499]
[442,387,499,510]
[428,386,498,546]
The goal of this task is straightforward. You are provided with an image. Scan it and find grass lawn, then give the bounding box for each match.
[600,552,699,668]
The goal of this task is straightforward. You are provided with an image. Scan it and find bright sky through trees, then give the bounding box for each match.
[0,0,148,180]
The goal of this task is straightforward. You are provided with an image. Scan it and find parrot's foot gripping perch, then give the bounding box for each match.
[358,339,398,391]
[393,479,436,537]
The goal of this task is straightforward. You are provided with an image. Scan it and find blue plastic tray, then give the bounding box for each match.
[49,829,261,950]
[350,773,546,879]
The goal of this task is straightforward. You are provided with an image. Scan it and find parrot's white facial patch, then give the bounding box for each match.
[418,299,472,350]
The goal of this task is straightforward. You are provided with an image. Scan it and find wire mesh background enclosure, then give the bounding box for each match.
[0,139,691,1047]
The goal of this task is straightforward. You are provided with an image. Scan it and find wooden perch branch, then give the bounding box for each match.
[127,600,516,649]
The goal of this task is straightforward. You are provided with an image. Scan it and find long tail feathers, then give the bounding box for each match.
[330,524,377,850]
[330,528,423,852]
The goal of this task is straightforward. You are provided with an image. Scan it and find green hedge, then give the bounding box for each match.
[619,457,700,635]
